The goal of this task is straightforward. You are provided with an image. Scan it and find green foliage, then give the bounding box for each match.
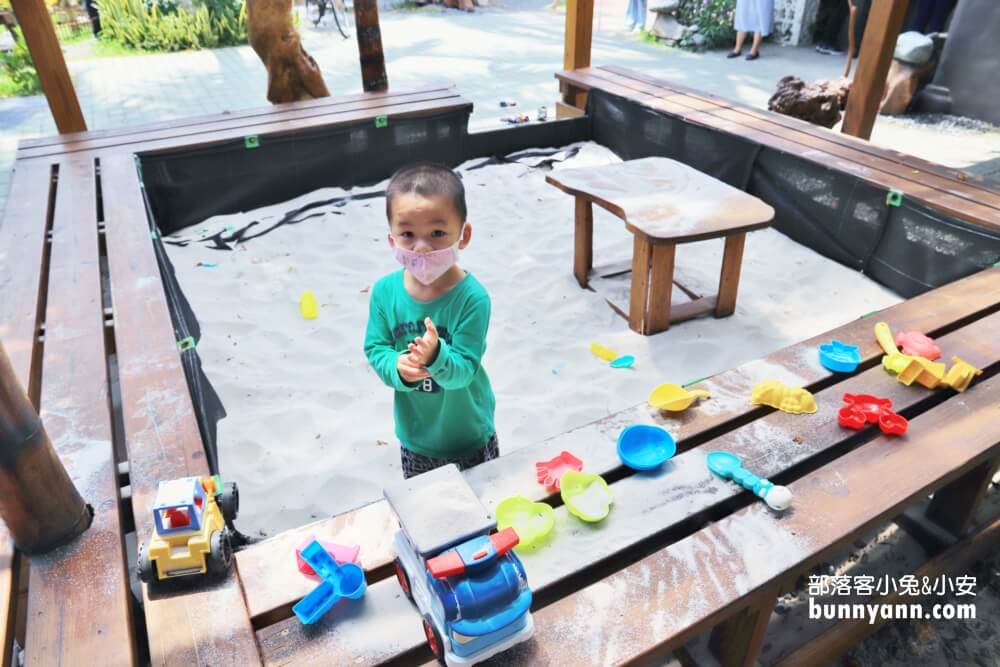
[0,28,43,98]
[677,0,736,50]
[97,0,247,52]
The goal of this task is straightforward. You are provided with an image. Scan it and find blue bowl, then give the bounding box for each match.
[617,425,676,471]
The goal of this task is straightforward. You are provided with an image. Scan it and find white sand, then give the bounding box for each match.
[164,142,901,536]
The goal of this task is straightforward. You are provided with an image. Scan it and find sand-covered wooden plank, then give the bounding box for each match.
[101,154,260,667]
[25,158,136,665]
[255,310,1000,664]
[491,373,1000,666]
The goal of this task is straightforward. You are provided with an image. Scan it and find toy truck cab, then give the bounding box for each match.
[385,465,534,666]
[137,475,239,583]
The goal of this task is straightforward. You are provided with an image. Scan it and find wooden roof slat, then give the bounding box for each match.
[237,266,1000,623]
[254,310,1000,665]
[492,372,1000,666]
[25,158,136,665]
[99,153,262,667]
[17,92,470,161]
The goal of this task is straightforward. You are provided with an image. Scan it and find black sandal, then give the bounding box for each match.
[745,51,760,61]
[727,51,742,58]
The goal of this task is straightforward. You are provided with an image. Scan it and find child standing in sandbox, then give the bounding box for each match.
[364,163,497,479]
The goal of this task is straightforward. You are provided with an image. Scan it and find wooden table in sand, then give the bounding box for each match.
[546,157,775,335]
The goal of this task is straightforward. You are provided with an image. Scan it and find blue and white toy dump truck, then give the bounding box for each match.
[384,464,534,666]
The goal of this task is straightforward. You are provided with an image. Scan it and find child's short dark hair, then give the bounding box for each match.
[386,162,467,223]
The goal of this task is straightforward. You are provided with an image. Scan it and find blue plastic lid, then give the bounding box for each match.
[616,425,676,470]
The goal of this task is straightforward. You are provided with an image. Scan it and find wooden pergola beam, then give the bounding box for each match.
[10,0,86,133]
[355,0,388,92]
[841,0,909,140]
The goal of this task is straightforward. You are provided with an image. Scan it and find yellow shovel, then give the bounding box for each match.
[648,383,711,412]
[874,321,913,374]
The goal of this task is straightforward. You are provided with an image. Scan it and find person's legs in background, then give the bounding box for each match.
[729,30,748,57]
[814,0,849,54]
[625,0,647,31]
[748,31,763,58]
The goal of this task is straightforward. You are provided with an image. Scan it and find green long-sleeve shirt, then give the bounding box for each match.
[363,269,496,459]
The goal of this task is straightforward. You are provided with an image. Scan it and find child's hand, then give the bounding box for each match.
[407,317,440,366]
[397,352,430,384]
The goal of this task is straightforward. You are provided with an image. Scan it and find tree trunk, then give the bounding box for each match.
[246,0,331,104]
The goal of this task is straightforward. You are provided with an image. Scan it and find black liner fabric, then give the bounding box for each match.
[586,88,1000,297]
[143,109,471,235]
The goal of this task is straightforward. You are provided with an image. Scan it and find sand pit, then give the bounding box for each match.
[164,142,901,536]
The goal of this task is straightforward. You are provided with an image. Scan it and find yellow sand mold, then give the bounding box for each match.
[751,380,818,414]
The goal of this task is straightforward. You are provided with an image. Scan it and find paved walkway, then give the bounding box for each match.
[1,0,998,214]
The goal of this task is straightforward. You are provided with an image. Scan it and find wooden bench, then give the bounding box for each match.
[239,266,1000,666]
[555,66,1000,231]
[0,86,471,666]
[546,157,774,334]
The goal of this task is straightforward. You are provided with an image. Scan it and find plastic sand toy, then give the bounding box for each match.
[705,451,793,511]
[535,451,584,491]
[818,340,861,373]
[895,356,945,389]
[496,496,554,550]
[839,393,908,436]
[385,465,534,665]
[300,290,319,320]
[875,321,913,374]
[648,383,711,412]
[895,331,941,360]
[610,355,635,369]
[560,471,613,522]
[943,355,983,392]
[751,380,818,414]
[295,537,360,580]
[616,425,677,470]
[590,343,617,362]
[292,539,367,624]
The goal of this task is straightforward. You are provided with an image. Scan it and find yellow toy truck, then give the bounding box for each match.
[137,475,239,583]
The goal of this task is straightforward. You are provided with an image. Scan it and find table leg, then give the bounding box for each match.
[716,232,746,318]
[573,197,593,288]
[628,234,652,334]
[646,243,676,334]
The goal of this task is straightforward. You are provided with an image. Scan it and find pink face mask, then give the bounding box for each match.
[393,235,462,286]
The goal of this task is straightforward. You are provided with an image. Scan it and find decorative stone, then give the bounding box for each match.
[649,0,680,13]
[894,30,934,66]
[768,75,852,129]
[652,14,684,40]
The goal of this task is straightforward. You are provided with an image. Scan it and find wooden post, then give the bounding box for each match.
[10,0,86,133]
[841,0,909,140]
[354,0,388,92]
[560,0,594,114]
[0,341,92,554]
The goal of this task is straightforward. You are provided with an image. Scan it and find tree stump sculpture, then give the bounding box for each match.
[247,0,331,104]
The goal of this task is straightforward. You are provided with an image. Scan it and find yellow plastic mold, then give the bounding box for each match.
[590,343,617,362]
[942,355,983,392]
[895,356,946,389]
[648,383,711,412]
[495,496,554,551]
[560,471,613,522]
[750,380,818,414]
[300,290,319,320]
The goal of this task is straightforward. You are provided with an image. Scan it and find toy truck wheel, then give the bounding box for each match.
[422,615,446,664]
[394,559,413,601]
[219,482,239,522]
[208,530,233,577]
[137,542,154,584]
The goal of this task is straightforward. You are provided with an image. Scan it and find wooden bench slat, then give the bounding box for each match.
[26,159,136,665]
[0,160,52,667]
[254,310,1000,665]
[100,154,262,667]
[237,265,1000,624]
[492,373,1000,667]
[556,69,1000,229]
[0,160,53,400]
[18,92,469,161]
[597,65,1000,205]
[17,87,457,151]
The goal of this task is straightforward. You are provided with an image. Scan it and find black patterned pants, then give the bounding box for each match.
[400,434,499,479]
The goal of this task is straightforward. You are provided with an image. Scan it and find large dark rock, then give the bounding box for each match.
[768,76,852,129]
